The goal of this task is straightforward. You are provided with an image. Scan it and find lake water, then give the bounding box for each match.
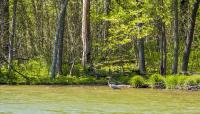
[0,85,200,114]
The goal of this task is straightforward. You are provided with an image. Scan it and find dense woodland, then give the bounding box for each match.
[0,0,200,86]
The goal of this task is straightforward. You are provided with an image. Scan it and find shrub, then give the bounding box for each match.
[176,76,188,88]
[165,76,178,89]
[184,78,197,86]
[118,76,130,84]
[149,74,165,89]
[129,76,146,88]
[193,76,200,84]
[165,76,188,89]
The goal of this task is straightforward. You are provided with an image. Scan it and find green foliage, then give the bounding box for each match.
[195,76,200,84]
[53,76,107,85]
[117,76,131,84]
[184,76,200,86]
[165,76,178,89]
[160,75,200,89]
[105,0,154,52]
[17,58,49,77]
[176,76,189,88]
[129,76,146,88]
[149,74,165,88]
[165,76,189,89]
[184,78,197,86]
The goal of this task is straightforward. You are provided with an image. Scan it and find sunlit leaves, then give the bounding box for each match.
[103,0,154,51]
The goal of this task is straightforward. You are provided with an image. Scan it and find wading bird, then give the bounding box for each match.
[108,80,121,89]
[107,77,132,89]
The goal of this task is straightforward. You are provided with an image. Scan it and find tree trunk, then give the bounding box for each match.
[159,22,167,75]
[8,0,17,74]
[103,0,110,40]
[137,38,146,74]
[102,0,111,60]
[0,0,9,55]
[157,0,167,75]
[182,0,200,72]
[0,0,3,39]
[50,0,68,79]
[163,23,167,75]
[56,0,67,75]
[172,0,179,74]
[82,0,91,68]
[180,0,189,41]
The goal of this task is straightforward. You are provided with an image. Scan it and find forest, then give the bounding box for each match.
[0,0,200,89]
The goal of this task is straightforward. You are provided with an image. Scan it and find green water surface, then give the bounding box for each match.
[0,85,200,114]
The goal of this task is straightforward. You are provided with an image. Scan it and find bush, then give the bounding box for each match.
[118,76,131,84]
[149,74,165,89]
[165,76,188,89]
[184,77,198,86]
[176,76,188,89]
[165,76,178,89]
[192,76,200,84]
[129,76,146,88]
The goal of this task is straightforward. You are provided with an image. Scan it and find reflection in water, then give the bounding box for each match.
[0,85,200,114]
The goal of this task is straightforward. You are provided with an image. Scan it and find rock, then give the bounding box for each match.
[187,85,200,91]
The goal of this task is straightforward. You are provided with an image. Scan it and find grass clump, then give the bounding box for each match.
[129,76,146,88]
[165,76,178,89]
[184,78,198,86]
[165,76,188,89]
[149,74,165,89]
[176,76,188,89]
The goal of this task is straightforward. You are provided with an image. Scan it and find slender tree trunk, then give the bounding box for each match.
[103,0,110,40]
[163,23,167,75]
[182,0,200,72]
[8,0,17,74]
[159,22,167,75]
[0,0,3,39]
[137,38,146,74]
[172,0,179,74]
[180,0,189,41]
[102,0,111,60]
[82,0,91,68]
[56,3,66,75]
[159,22,164,75]
[1,0,9,55]
[157,0,167,75]
[50,0,68,79]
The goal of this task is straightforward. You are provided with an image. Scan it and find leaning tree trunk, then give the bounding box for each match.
[57,0,67,75]
[50,0,68,79]
[182,0,200,73]
[137,38,146,74]
[8,0,17,74]
[172,0,179,74]
[82,0,91,68]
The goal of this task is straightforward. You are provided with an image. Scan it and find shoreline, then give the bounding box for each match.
[0,84,199,91]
